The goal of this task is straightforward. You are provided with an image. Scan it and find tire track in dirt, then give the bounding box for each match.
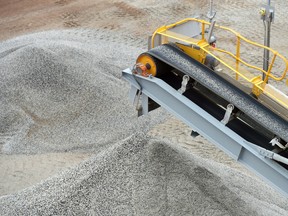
[73,1,205,49]
[114,1,145,18]
[55,0,74,6]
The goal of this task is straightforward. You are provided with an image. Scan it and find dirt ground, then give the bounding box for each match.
[0,0,287,201]
[0,0,155,41]
[0,0,207,42]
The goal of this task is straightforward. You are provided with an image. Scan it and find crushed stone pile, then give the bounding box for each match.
[1,3,288,213]
[1,133,288,216]
[0,30,168,154]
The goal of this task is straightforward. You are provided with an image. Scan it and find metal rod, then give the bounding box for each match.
[209,0,213,16]
[263,22,271,80]
[236,36,240,80]
[207,20,216,43]
[207,0,216,22]
[263,0,272,82]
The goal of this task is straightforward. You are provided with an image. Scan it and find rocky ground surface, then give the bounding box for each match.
[0,0,288,215]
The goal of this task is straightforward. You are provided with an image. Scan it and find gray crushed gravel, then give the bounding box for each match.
[1,133,288,216]
[0,30,168,154]
[0,27,287,215]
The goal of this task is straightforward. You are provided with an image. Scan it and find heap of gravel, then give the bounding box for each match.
[1,133,287,215]
[0,21,287,216]
[0,30,168,154]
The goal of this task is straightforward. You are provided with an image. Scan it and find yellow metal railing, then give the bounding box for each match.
[151,18,288,108]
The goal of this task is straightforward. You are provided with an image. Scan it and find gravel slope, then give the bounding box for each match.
[0,30,168,154]
[1,133,288,216]
[1,0,288,215]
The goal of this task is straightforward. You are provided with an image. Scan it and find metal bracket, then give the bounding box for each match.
[191,130,199,138]
[135,91,150,117]
[134,90,142,111]
[270,137,288,150]
[258,147,274,159]
[260,4,275,22]
[178,75,190,94]
[258,147,288,166]
[221,104,234,125]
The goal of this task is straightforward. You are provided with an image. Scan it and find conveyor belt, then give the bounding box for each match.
[158,72,273,147]
[147,44,288,143]
[122,68,288,198]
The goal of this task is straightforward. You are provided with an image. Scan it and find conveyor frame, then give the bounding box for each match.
[122,68,288,198]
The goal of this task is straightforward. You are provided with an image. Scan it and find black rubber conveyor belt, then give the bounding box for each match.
[147,44,288,142]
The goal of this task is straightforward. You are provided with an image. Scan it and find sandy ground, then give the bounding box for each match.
[0,152,92,195]
[0,0,288,215]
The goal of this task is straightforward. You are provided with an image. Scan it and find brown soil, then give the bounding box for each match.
[0,0,112,41]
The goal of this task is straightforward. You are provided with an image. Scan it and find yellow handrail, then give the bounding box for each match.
[151,18,288,83]
[212,47,267,76]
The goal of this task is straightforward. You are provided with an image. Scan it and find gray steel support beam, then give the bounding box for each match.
[122,68,288,198]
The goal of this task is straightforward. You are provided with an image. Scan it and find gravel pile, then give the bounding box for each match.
[0,30,167,154]
[1,133,287,215]
[1,1,288,213]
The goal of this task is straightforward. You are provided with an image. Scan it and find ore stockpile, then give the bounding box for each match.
[1,0,288,215]
[0,29,288,216]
